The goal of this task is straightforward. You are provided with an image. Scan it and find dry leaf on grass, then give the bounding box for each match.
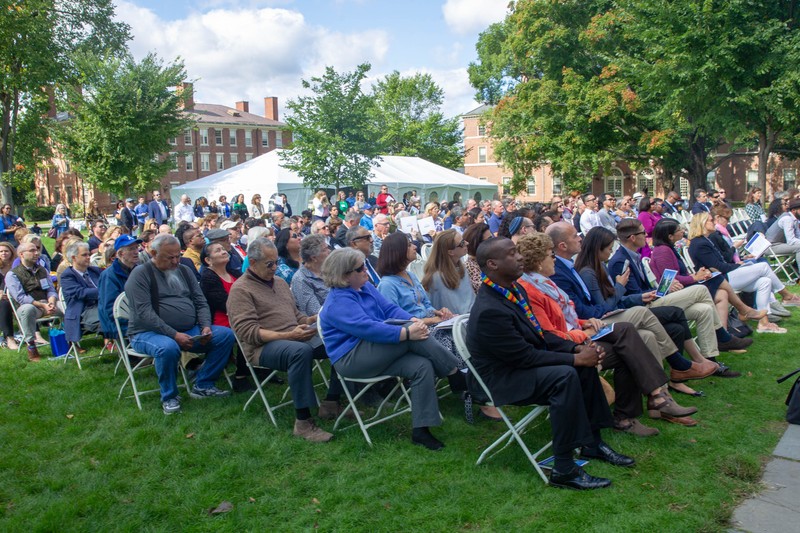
[311,498,320,505]
[66,414,74,419]
[208,501,233,515]
[248,497,256,503]
[185,433,195,439]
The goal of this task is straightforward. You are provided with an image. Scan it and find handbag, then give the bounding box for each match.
[48,326,69,358]
[777,368,800,425]
[727,309,753,338]
[47,226,58,238]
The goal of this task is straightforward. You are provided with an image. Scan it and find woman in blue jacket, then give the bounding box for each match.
[320,247,459,451]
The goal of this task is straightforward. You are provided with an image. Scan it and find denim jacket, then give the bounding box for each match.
[377,272,436,318]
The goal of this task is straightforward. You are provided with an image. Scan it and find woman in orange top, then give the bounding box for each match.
[516,233,698,434]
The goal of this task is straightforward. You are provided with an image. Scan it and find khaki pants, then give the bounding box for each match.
[603,306,677,363]
[649,285,721,357]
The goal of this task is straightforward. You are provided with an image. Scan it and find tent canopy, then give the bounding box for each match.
[170,150,498,212]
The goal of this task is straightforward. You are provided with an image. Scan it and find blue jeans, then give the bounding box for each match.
[131,325,235,401]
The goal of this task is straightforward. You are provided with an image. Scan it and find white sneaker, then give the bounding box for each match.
[162,397,182,415]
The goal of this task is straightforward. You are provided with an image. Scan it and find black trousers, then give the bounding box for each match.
[596,322,669,419]
[649,305,691,345]
[514,365,613,456]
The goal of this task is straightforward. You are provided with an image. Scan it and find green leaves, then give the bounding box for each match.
[53,52,192,197]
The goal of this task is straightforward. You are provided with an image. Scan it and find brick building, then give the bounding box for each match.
[462,104,800,203]
[36,83,292,211]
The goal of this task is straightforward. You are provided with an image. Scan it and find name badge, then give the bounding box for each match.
[40,278,49,289]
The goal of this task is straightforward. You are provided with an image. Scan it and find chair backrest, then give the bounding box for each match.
[112,292,131,344]
[420,243,433,262]
[680,245,696,273]
[407,259,425,281]
[640,257,658,288]
[452,315,496,406]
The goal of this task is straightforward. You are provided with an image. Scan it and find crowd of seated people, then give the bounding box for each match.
[6,186,799,490]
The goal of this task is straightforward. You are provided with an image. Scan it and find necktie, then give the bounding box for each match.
[84,272,96,288]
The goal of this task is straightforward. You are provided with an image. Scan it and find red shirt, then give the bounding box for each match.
[212,276,235,328]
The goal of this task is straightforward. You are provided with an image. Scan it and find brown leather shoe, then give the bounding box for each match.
[27,344,41,362]
[293,418,333,443]
[669,360,718,382]
[647,391,697,419]
[614,418,660,437]
[317,400,359,421]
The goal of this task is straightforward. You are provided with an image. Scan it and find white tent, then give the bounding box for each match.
[170,150,498,212]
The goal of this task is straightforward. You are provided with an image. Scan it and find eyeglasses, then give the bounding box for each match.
[549,251,556,258]
[346,263,367,274]
[290,233,302,239]
[632,231,646,236]
[353,235,373,242]
[455,239,468,248]
[264,260,277,269]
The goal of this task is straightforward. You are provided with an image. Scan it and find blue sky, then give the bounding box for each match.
[115,0,509,119]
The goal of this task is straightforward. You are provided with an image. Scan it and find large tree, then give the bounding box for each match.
[370,71,463,169]
[0,0,130,208]
[468,0,800,196]
[52,52,192,197]
[280,63,381,192]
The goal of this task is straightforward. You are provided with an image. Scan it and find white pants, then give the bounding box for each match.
[727,262,783,311]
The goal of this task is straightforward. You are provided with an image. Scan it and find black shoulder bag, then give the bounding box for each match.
[777,368,800,425]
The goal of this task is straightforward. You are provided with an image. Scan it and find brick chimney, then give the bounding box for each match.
[264,97,279,121]
[235,101,249,113]
[177,82,194,110]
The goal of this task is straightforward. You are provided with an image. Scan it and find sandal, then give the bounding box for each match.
[739,308,767,321]
[757,323,787,334]
[647,390,698,419]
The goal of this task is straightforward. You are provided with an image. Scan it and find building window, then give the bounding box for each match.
[214,129,222,145]
[245,153,253,161]
[502,176,511,196]
[230,130,237,146]
[275,131,283,148]
[185,155,194,172]
[216,154,224,171]
[53,185,60,203]
[679,176,690,197]
[200,153,210,171]
[784,169,797,190]
[65,185,73,204]
[262,129,269,147]
[478,146,487,163]
[244,130,252,147]
[478,176,487,181]
[169,152,178,172]
[706,170,716,191]
[168,136,176,145]
[65,162,71,173]
[478,124,486,136]
[746,169,759,189]
[605,168,624,198]
[526,177,536,195]
[553,175,563,195]
[637,168,655,195]
[38,187,46,204]
[230,153,238,167]
[184,129,192,145]
[200,129,209,146]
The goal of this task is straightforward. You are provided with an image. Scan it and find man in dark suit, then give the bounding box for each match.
[147,190,170,225]
[466,237,634,490]
[120,197,137,233]
[662,191,681,214]
[60,241,102,354]
[691,189,712,214]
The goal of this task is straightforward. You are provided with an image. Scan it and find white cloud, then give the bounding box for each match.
[441,0,508,35]
[115,1,389,119]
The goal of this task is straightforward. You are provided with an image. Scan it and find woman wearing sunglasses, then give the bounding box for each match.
[275,228,302,284]
[320,247,460,450]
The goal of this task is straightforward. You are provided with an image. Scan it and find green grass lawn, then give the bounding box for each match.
[1,311,797,533]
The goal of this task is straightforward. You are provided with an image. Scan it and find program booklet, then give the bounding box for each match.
[744,232,771,259]
[655,269,678,298]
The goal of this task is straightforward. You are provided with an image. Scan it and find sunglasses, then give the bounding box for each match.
[353,235,373,242]
[455,239,468,248]
[347,263,367,274]
[264,260,277,269]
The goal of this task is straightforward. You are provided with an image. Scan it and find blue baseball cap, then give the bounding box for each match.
[114,234,142,251]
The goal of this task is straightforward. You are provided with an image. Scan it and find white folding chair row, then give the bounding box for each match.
[640,257,658,288]
[766,247,798,284]
[419,243,433,262]
[452,316,552,483]
[113,292,192,410]
[680,246,696,274]
[5,288,61,353]
[406,258,426,281]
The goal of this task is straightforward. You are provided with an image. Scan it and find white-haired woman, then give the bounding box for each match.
[291,234,331,316]
[320,247,460,451]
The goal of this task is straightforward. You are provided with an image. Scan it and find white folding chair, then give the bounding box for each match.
[419,243,433,262]
[57,287,109,369]
[680,245,696,274]
[317,315,412,447]
[6,288,60,353]
[765,247,798,284]
[113,293,190,410]
[235,333,294,426]
[452,316,552,483]
[406,258,426,281]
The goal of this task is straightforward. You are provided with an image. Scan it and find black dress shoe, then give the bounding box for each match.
[549,467,611,490]
[579,441,636,467]
[411,429,445,451]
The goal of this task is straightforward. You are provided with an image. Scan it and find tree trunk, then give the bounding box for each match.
[661,168,675,196]
[0,94,15,208]
[686,133,709,197]
[757,126,777,198]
